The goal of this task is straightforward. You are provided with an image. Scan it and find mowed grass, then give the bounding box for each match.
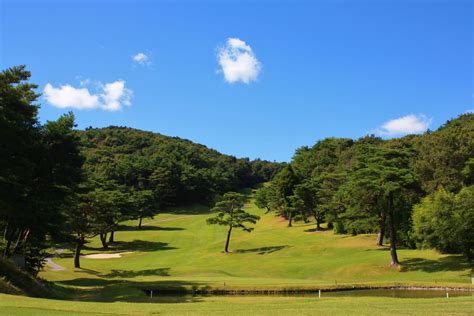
[1,294,473,316]
[37,191,472,300]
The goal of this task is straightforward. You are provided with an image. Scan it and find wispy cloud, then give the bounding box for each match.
[217,38,261,84]
[44,80,132,111]
[132,52,151,66]
[376,114,432,136]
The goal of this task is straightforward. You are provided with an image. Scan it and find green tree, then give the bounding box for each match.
[340,146,418,266]
[132,190,155,228]
[413,114,474,194]
[293,180,321,229]
[413,186,474,259]
[254,186,273,213]
[207,192,260,253]
[0,66,83,273]
[273,165,299,227]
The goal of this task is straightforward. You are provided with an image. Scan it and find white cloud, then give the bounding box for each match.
[101,80,132,111]
[377,114,432,136]
[217,37,261,84]
[44,80,132,111]
[43,84,100,110]
[132,52,150,65]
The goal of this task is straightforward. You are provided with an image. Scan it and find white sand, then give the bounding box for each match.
[82,252,133,259]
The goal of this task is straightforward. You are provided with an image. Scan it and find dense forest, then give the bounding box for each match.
[0,65,472,275]
[256,114,473,264]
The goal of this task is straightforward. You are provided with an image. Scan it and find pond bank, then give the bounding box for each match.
[141,284,474,296]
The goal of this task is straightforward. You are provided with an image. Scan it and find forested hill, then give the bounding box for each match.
[78,126,283,206]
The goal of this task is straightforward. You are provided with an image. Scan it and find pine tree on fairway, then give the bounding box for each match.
[207,192,260,253]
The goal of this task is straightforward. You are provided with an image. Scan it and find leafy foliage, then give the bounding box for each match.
[413,186,474,259]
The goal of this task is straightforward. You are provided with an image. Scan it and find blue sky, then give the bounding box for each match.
[1,0,472,161]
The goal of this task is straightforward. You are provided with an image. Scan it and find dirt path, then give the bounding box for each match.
[45,248,65,271]
[45,257,65,271]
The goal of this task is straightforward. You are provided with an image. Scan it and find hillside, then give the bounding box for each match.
[0,257,57,298]
[79,126,283,205]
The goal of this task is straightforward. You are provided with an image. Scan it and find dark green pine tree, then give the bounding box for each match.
[207,192,260,253]
[342,145,418,266]
[273,165,299,227]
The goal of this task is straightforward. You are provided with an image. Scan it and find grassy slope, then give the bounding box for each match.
[36,191,472,301]
[1,294,473,316]
[0,256,59,298]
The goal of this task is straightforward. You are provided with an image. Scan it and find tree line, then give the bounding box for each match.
[0,66,282,271]
[256,115,473,264]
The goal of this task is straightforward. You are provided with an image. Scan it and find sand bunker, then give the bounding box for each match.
[82,252,133,259]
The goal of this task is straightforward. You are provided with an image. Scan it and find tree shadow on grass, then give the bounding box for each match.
[304,227,329,233]
[164,204,211,215]
[236,245,290,255]
[84,240,177,252]
[118,224,185,231]
[400,256,472,274]
[101,268,171,278]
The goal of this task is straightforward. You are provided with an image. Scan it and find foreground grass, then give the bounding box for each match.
[1,294,473,316]
[38,190,472,300]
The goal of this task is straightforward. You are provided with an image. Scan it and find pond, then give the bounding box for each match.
[319,289,473,298]
[143,288,473,300]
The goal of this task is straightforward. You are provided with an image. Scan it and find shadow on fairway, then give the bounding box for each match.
[118,225,185,231]
[102,268,171,278]
[83,240,177,252]
[400,256,472,274]
[165,204,211,215]
[304,227,328,233]
[236,245,290,255]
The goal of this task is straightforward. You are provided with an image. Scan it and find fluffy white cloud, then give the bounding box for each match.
[44,80,132,111]
[217,38,261,84]
[132,52,150,65]
[43,84,100,109]
[101,80,132,111]
[377,114,432,136]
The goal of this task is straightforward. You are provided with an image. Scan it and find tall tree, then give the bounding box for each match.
[341,146,418,266]
[0,67,83,273]
[273,165,299,227]
[254,186,273,213]
[293,180,321,229]
[207,192,260,253]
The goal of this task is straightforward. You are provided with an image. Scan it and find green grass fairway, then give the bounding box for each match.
[1,294,473,316]
[36,190,472,301]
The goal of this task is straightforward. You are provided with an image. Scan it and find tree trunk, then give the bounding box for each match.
[2,222,8,241]
[3,227,16,257]
[99,233,108,249]
[109,230,115,243]
[224,225,233,253]
[288,212,293,227]
[388,194,399,266]
[376,212,386,246]
[313,211,321,230]
[74,237,84,268]
[138,216,143,229]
